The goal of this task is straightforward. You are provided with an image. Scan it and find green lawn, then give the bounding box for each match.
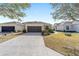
[44,32,79,56]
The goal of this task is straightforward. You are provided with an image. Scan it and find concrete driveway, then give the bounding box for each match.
[0,33,63,56]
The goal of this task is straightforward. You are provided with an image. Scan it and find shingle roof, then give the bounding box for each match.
[0,21,22,25]
[23,21,52,25]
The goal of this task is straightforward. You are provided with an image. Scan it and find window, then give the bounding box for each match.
[66,26,69,30]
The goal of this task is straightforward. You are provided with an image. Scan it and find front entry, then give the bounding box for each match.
[27,26,42,32]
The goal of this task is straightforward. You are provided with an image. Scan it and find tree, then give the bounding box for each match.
[0,3,30,21]
[51,3,79,21]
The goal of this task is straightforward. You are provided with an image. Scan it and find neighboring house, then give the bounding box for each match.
[54,20,79,32]
[0,21,52,32]
[64,22,74,32]
[0,22,24,32]
[23,21,52,32]
[54,23,64,31]
[72,20,79,32]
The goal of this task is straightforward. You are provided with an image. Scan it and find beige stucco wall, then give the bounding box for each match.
[24,22,52,32]
[0,27,1,32]
[15,23,24,32]
[0,22,24,32]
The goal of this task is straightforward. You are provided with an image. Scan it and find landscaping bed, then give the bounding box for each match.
[44,32,79,56]
[0,32,23,43]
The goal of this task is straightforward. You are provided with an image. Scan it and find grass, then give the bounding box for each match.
[0,32,23,43]
[44,32,79,56]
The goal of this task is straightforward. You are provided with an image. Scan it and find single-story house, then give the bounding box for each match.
[72,20,79,32]
[0,22,24,32]
[23,21,52,32]
[54,23,64,31]
[0,21,52,32]
[54,20,79,32]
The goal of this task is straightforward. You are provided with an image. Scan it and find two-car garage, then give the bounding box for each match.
[24,22,46,32]
[0,22,24,32]
[2,26,15,32]
[27,26,42,32]
[24,22,52,32]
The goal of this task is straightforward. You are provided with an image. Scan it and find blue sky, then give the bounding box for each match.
[0,3,61,24]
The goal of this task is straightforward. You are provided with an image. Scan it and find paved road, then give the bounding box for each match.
[0,33,63,56]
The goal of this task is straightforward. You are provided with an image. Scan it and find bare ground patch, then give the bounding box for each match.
[0,32,23,43]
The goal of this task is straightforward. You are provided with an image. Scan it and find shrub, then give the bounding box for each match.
[23,30,26,33]
[41,31,44,35]
[17,30,21,32]
[42,26,54,36]
[42,30,50,36]
[65,33,72,36]
[48,29,54,33]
